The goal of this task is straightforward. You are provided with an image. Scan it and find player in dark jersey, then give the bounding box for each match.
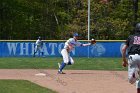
[122,23,140,93]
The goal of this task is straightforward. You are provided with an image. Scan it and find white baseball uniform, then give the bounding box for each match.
[34,39,43,53]
[61,38,82,64]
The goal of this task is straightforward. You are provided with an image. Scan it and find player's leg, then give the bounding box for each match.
[58,49,69,74]
[137,89,140,93]
[128,55,139,84]
[67,57,74,65]
[128,64,139,84]
[58,62,66,74]
[33,46,38,57]
[136,80,140,93]
[136,54,140,93]
[39,47,44,56]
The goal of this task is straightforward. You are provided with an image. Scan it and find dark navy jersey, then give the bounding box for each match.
[125,33,140,55]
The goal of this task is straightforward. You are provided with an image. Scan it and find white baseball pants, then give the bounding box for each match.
[128,54,140,88]
[61,49,74,65]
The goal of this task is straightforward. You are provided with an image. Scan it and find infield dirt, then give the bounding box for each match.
[0,69,136,93]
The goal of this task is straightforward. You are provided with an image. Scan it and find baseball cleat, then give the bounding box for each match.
[58,71,66,74]
[58,63,61,69]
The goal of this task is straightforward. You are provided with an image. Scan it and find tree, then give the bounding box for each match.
[0,0,140,40]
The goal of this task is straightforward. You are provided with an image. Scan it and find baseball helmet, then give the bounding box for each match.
[73,33,79,37]
[38,36,41,39]
[135,23,140,32]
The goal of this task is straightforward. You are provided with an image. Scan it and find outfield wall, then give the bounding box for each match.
[0,40,126,57]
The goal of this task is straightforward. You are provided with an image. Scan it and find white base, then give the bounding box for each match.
[35,73,46,76]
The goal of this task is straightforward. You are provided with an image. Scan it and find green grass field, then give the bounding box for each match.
[0,80,57,93]
[0,57,127,93]
[0,57,127,70]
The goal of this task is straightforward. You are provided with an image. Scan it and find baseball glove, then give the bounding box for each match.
[90,38,96,45]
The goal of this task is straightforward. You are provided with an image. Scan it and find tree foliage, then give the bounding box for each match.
[0,0,140,40]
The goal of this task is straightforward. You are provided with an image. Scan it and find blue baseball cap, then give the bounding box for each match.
[73,33,79,37]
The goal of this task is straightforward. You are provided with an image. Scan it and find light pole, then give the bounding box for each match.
[88,0,90,41]
[88,0,90,58]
